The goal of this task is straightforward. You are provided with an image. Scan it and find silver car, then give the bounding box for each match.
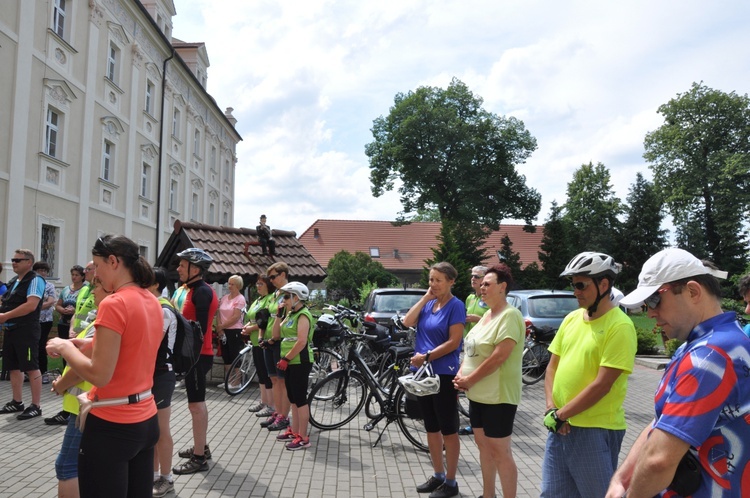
[362,288,427,327]
[506,289,578,332]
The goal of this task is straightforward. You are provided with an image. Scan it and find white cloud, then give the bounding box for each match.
[172,0,750,234]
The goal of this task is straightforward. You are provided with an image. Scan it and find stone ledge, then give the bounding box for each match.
[635,355,670,370]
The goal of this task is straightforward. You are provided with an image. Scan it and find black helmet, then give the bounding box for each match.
[176,248,213,271]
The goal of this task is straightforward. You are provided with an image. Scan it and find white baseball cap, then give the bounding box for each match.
[620,248,728,307]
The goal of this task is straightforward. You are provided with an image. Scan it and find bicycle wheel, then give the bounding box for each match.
[225,347,255,395]
[309,347,344,398]
[521,343,549,385]
[308,370,367,430]
[394,387,429,452]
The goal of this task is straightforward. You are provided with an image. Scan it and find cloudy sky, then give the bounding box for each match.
[172,0,750,237]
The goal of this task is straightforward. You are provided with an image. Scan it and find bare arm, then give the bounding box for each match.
[402,289,435,328]
[46,326,121,387]
[625,428,690,498]
[544,353,560,411]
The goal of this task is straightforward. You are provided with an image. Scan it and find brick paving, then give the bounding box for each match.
[0,365,663,497]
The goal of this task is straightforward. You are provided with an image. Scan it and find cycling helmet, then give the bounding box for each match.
[317,313,337,328]
[176,247,213,271]
[560,252,619,279]
[280,281,309,301]
[398,363,440,397]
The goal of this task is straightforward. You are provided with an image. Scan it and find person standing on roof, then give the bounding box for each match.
[256,214,276,256]
[172,248,219,475]
[540,252,636,498]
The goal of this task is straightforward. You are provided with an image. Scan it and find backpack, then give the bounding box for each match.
[162,303,204,374]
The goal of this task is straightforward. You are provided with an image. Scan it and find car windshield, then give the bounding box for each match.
[527,296,578,318]
[372,293,423,313]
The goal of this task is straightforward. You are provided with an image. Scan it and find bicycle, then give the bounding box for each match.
[521,324,556,385]
[307,329,429,452]
[225,342,257,395]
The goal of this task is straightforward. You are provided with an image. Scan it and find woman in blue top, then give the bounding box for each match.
[402,262,465,498]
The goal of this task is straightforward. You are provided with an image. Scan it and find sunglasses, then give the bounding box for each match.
[571,281,592,291]
[471,275,482,279]
[11,258,29,263]
[282,294,292,300]
[268,273,279,280]
[644,286,671,310]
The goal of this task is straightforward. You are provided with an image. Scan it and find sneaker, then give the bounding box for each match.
[152,476,174,497]
[175,379,185,389]
[17,404,42,420]
[458,426,473,435]
[267,416,290,431]
[41,373,50,385]
[259,413,278,428]
[44,410,69,425]
[172,455,208,475]
[247,402,265,413]
[276,427,295,441]
[286,435,311,451]
[417,476,445,493]
[429,482,459,498]
[216,383,225,389]
[177,444,211,460]
[256,406,275,417]
[0,400,25,414]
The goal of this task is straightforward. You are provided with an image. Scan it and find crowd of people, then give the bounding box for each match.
[2,233,750,497]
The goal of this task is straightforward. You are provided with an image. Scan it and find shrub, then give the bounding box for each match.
[721,298,745,314]
[665,338,683,358]
[636,328,659,355]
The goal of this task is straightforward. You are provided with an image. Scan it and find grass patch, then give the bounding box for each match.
[629,312,656,332]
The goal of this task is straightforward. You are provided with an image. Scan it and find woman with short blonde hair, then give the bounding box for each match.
[216,275,246,389]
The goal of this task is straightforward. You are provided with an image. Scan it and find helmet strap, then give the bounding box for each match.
[586,278,611,316]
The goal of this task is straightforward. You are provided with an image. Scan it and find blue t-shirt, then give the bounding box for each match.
[652,312,750,497]
[414,296,465,375]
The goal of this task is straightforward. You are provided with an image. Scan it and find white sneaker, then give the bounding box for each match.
[217,383,225,389]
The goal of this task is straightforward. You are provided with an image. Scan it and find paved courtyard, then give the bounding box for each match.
[0,364,663,497]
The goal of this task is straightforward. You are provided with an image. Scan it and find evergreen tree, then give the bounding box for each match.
[539,201,575,289]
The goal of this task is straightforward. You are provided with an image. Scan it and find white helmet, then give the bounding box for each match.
[317,313,337,328]
[280,281,309,301]
[560,252,619,279]
[398,363,440,397]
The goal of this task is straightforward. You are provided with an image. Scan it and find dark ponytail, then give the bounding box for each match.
[92,235,155,288]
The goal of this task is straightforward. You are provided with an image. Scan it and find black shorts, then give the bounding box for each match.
[469,401,517,438]
[220,329,243,365]
[264,342,283,379]
[417,374,459,435]
[153,370,176,409]
[2,325,40,371]
[185,355,214,403]
[252,346,272,389]
[284,362,312,407]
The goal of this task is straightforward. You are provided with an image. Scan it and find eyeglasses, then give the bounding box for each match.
[11,258,29,263]
[282,294,292,300]
[471,275,483,279]
[644,286,671,310]
[84,267,94,273]
[570,281,591,290]
[268,273,279,280]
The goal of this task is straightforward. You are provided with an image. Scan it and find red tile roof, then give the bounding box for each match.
[156,220,326,284]
[298,220,544,271]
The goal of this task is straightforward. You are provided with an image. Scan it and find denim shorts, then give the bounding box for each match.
[55,414,82,480]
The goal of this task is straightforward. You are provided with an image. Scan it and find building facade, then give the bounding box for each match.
[0,0,241,280]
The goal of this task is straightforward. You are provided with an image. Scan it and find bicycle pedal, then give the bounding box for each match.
[363,423,375,431]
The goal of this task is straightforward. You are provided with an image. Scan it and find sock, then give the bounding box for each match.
[444,478,457,487]
[164,473,174,483]
[154,472,160,481]
[434,472,446,481]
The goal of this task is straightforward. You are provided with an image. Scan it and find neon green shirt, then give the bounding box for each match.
[62,323,95,414]
[280,307,314,365]
[72,284,95,333]
[245,294,274,346]
[464,293,490,336]
[463,305,525,405]
[548,307,636,430]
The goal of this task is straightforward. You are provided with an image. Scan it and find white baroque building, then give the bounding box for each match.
[0,0,241,280]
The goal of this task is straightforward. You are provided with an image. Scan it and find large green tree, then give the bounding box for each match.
[644,82,750,275]
[324,251,399,303]
[366,77,541,231]
[562,162,623,256]
[615,173,669,292]
[538,200,575,289]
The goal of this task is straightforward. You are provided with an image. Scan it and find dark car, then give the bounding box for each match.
[363,288,427,327]
[506,289,579,333]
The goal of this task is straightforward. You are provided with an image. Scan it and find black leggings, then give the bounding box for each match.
[78,413,159,498]
[253,345,272,389]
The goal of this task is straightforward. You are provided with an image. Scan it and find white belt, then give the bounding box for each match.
[91,389,153,408]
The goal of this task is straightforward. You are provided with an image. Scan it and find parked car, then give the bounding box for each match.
[362,288,427,327]
[506,289,578,333]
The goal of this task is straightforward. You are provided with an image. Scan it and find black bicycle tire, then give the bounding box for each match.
[225,347,255,395]
[394,387,429,452]
[521,343,548,385]
[457,391,470,418]
[308,370,367,430]
[309,347,345,398]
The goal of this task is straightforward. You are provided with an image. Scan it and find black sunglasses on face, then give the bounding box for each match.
[11,258,29,263]
[645,286,670,310]
[268,273,279,280]
[282,294,292,300]
[471,275,482,279]
[571,281,591,291]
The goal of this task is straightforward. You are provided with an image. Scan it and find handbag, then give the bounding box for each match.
[668,450,702,496]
